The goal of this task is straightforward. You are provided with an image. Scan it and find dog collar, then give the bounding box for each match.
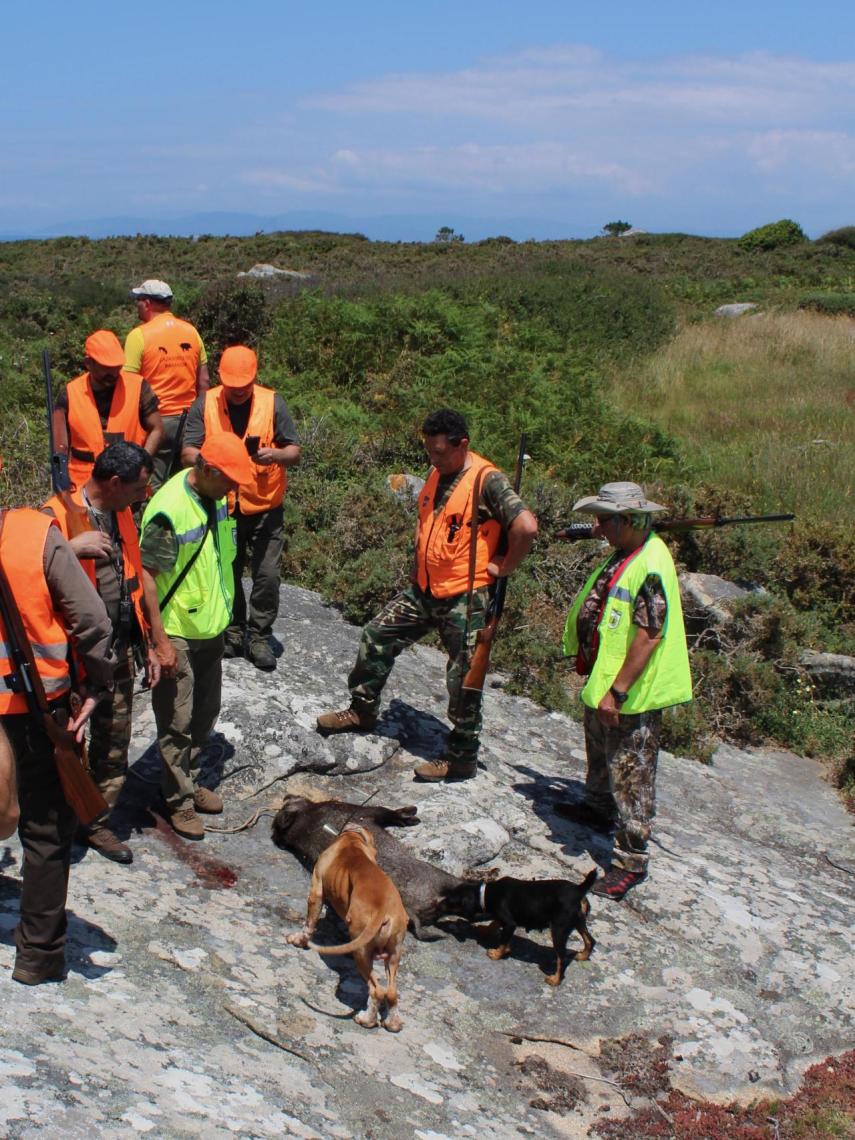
[479,881,487,910]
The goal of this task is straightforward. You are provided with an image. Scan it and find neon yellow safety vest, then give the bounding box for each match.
[562,533,692,713]
[141,472,236,640]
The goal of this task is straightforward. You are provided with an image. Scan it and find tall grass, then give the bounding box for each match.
[614,311,854,520]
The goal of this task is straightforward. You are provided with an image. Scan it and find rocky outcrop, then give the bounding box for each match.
[237,262,312,279]
[1,583,853,1136]
[715,302,760,317]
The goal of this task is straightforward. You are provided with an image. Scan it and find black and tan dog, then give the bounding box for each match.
[287,825,409,1031]
[438,868,598,986]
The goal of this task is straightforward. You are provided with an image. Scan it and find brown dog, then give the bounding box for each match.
[286,824,409,1031]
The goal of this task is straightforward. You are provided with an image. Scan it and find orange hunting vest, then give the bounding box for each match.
[0,510,71,714]
[415,453,501,599]
[203,386,287,515]
[43,489,150,642]
[65,372,146,490]
[136,312,202,416]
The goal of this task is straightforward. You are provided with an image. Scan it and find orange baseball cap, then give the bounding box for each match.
[200,433,253,485]
[219,345,258,387]
[85,330,125,367]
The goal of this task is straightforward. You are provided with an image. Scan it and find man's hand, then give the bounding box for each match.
[144,647,161,689]
[254,446,277,466]
[68,695,99,742]
[69,531,113,559]
[154,638,178,680]
[597,689,622,729]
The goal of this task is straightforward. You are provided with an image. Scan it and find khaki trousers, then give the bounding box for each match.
[151,634,223,810]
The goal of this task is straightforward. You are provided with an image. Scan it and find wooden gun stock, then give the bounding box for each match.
[43,705,107,828]
[461,614,499,695]
[0,512,106,827]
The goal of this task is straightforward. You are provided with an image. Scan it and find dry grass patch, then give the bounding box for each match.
[615,311,854,520]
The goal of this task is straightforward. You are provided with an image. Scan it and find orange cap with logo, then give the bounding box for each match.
[199,433,253,485]
[219,345,258,388]
[85,330,125,367]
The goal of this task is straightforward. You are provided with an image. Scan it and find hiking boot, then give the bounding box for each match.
[592,867,646,900]
[193,786,223,814]
[12,963,66,986]
[316,707,378,735]
[83,824,133,865]
[413,757,477,783]
[248,639,276,672]
[223,629,245,659]
[170,805,205,840]
[553,801,618,834]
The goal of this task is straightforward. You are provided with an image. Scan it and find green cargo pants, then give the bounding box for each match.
[348,583,489,764]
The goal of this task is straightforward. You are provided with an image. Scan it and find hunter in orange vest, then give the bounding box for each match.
[125,279,210,490]
[43,442,176,865]
[180,345,301,673]
[316,408,538,782]
[53,329,164,490]
[0,505,114,984]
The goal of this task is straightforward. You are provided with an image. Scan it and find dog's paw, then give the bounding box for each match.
[286,931,310,949]
[544,973,562,987]
[383,1015,403,1033]
[354,1010,379,1029]
[487,946,509,961]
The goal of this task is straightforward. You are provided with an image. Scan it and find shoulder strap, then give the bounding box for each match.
[158,519,211,614]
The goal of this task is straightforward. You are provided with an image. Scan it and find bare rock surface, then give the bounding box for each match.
[2,583,854,1137]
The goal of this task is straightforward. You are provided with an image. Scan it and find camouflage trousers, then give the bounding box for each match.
[583,705,663,873]
[348,583,490,764]
[87,644,136,814]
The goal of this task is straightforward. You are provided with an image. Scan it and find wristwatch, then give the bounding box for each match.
[610,686,628,706]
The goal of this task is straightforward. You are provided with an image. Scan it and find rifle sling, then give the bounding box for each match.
[462,466,487,652]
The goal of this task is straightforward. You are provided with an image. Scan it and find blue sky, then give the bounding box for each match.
[2,0,853,239]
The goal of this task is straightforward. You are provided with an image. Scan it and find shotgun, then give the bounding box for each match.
[0,512,107,826]
[460,434,528,698]
[43,349,72,494]
[556,513,795,541]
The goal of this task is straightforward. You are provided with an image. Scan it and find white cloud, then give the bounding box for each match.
[307,46,855,131]
[321,141,653,196]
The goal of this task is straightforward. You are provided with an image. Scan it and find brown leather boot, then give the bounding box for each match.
[170,805,205,840]
[84,824,133,865]
[316,707,377,735]
[413,757,477,782]
[193,786,224,814]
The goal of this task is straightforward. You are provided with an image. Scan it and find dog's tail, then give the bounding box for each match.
[309,917,389,956]
[579,868,599,897]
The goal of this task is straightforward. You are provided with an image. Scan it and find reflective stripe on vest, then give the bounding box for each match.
[44,488,151,642]
[202,386,286,515]
[562,533,692,714]
[140,472,236,640]
[0,510,71,714]
[415,453,501,599]
[65,372,146,490]
[138,312,201,416]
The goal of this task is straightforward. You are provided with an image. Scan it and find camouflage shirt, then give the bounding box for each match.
[434,467,527,531]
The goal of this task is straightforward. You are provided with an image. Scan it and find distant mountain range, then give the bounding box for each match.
[0,210,586,244]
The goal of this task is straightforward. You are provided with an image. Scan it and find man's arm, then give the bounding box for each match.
[141,408,165,457]
[140,567,177,679]
[254,443,301,468]
[0,723,19,840]
[196,362,210,396]
[487,509,537,579]
[597,627,663,727]
[43,525,115,737]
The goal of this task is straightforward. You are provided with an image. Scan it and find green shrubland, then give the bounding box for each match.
[0,229,852,781]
